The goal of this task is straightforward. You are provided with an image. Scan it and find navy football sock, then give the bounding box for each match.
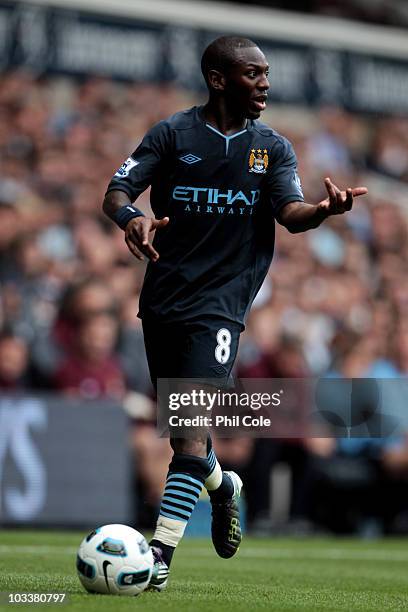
[205,435,233,499]
[208,472,234,501]
[151,453,209,567]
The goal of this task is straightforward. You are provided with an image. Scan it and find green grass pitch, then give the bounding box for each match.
[1,530,408,611]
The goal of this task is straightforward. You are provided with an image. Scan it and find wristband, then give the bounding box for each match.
[112,205,145,230]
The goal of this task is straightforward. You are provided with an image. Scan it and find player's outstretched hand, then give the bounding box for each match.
[318,177,368,216]
[125,216,169,262]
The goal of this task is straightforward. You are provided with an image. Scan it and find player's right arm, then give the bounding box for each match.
[103,191,169,262]
[102,121,171,261]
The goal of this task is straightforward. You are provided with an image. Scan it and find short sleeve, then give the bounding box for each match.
[105,121,171,202]
[265,137,304,215]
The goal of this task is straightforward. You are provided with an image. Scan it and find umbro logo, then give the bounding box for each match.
[180,154,202,164]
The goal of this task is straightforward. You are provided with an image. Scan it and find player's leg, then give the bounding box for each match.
[175,319,244,558]
[148,435,209,590]
[142,320,212,589]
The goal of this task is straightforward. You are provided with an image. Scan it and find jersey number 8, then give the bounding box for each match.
[215,328,232,365]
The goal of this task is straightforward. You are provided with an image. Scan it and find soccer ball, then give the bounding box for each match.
[76,524,153,596]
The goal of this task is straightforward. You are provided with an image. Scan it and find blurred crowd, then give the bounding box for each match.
[1,71,408,534]
[215,0,408,28]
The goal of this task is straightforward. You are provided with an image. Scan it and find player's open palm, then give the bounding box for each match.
[125,216,169,262]
[318,177,368,216]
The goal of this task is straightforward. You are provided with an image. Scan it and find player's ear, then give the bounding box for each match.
[207,69,226,91]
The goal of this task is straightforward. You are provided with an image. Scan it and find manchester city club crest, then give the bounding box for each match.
[249,149,268,174]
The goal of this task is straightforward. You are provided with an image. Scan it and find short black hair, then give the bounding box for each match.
[201,35,258,85]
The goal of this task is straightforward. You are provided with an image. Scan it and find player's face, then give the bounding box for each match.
[224,47,270,119]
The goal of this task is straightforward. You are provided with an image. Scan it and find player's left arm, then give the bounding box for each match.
[277,177,368,234]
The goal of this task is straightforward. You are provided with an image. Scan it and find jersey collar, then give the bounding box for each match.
[196,106,250,155]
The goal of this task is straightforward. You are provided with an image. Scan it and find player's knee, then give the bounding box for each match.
[171,437,207,457]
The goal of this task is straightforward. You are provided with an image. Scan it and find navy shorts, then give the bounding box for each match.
[142,317,242,389]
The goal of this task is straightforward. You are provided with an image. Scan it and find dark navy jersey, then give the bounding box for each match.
[106,106,304,326]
